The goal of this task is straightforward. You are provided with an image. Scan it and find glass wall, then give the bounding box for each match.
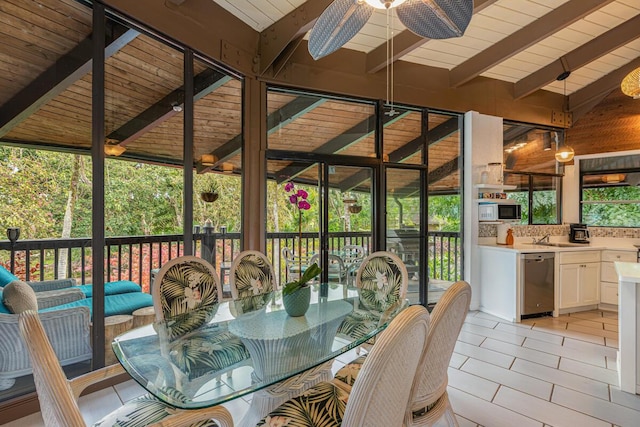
[0,1,242,404]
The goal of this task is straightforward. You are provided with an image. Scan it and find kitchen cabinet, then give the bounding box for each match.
[558,251,601,309]
[600,250,637,305]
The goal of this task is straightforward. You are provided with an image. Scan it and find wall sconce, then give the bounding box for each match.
[105,144,126,156]
[200,154,218,166]
[602,173,626,184]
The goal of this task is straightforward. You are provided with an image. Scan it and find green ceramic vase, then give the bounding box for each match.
[283,285,311,317]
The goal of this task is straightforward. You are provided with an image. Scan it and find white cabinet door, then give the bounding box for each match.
[559,263,581,308]
[559,262,601,308]
[582,262,601,305]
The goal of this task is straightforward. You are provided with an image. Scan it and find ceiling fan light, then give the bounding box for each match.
[621,67,640,99]
[555,145,574,162]
[363,0,408,9]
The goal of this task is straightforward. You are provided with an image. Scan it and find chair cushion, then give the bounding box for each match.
[334,354,367,387]
[256,381,348,427]
[77,280,142,297]
[0,266,18,287]
[92,392,219,427]
[40,292,152,318]
[3,280,38,313]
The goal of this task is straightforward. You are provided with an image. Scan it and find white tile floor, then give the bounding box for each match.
[4,309,640,427]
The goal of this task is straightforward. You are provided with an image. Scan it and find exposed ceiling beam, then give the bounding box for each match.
[449,0,614,88]
[503,125,533,144]
[108,69,231,145]
[277,111,412,184]
[0,24,138,138]
[568,56,640,112]
[197,95,325,173]
[259,0,333,75]
[365,0,499,74]
[571,91,611,124]
[338,117,459,192]
[514,14,640,99]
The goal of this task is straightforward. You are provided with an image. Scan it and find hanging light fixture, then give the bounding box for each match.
[200,154,218,166]
[602,173,626,184]
[555,71,574,163]
[621,67,640,99]
[221,162,234,174]
[105,139,126,156]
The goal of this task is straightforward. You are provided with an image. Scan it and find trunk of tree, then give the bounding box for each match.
[57,155,81,279]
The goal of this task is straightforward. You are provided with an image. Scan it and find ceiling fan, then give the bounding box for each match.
[308,0,474,60]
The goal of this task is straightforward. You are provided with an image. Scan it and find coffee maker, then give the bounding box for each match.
[569,223,590,243]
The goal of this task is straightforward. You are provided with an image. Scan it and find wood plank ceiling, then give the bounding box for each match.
[1,0,639,196]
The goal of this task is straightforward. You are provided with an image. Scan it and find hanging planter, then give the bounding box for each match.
[200,191,219,203]
[348,204,362,214]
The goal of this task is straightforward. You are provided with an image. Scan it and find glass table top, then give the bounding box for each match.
[112,283,405,409]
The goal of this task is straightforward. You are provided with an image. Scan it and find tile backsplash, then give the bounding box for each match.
[478,224,640,239]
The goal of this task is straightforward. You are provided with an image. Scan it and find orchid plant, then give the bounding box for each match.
[283,181,321,295]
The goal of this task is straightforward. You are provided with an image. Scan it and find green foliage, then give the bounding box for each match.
[283,262,321,295]
[583,187,640,227]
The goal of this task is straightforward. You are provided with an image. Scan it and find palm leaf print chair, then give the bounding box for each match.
[256,305,430,427]
[14,281,232,427]
[335,280,472,427]
[337,251,409,341]
[229,250,277,315]
[153,256,249,381]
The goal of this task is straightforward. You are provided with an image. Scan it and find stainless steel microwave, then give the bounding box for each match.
[478,202,522,222]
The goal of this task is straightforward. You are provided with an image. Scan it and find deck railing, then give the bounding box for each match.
[0,230,460,291]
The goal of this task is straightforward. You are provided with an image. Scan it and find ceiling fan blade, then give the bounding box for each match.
[308,0,373,60]
[397,0,473,40]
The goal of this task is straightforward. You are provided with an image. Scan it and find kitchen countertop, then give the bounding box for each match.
[479,240,638,254]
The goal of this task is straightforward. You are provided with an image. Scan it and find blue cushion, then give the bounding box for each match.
[0,266,18,288]
[0,290,10,314]
[40,292,153,318]
[77,280,142,298]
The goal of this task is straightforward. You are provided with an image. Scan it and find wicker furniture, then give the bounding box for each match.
[309,253,346,283]
[18,309,233,427]
[335,280,472,426]
[256,304,430,426]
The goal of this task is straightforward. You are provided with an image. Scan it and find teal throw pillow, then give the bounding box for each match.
[0,266,18,288]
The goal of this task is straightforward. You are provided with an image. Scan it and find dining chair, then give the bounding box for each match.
[342,244,365,285]
[309,253,345,283]
[152,255,249,382]
[15,282,233,427]
[281,247,309,282]
[337,251,409,342]
[229,250,277,315]
[256,304,430,427]
[335,280,472,426]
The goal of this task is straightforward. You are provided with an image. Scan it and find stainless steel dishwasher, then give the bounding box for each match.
[521,253,555,317]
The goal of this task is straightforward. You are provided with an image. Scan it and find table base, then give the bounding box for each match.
[237,360,334,427]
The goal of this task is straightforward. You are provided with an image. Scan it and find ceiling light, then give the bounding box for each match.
[555,73,575,163]
[543,133,552,151]
[602,173,626,184]
[105,144,126,156]
[221,162,234,174]
[621,67,640,99]
[363,0,408,9]
[200,154,217,166]
[555,145,574,162]
[171,102,183,112]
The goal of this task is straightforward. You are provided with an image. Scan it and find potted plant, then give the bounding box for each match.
[200,181,219,203]
[282,181,321,316]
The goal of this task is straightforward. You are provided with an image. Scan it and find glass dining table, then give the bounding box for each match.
[112,283,406,427]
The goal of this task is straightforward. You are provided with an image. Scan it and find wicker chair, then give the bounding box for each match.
[336,251,409,344]
[309,253,346,283]
[0,281,91,391]
[152,256,249,383]
[18,308,233,427]
[335,280,472,426]
[228,250,276,316]
[342,244,365,285]
[256,305,430,427]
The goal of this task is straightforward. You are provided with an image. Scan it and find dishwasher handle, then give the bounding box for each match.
[523,252,555,261]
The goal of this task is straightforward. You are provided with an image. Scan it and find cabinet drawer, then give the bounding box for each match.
[601,261,619,282]
[600,281,618,305]
[601,250,637,263]
[558,251,601,265]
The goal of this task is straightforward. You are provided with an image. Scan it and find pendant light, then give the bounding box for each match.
[555,71,574,163]
[621,67,640,99]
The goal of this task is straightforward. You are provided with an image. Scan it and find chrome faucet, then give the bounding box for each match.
[533,234,551,244]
